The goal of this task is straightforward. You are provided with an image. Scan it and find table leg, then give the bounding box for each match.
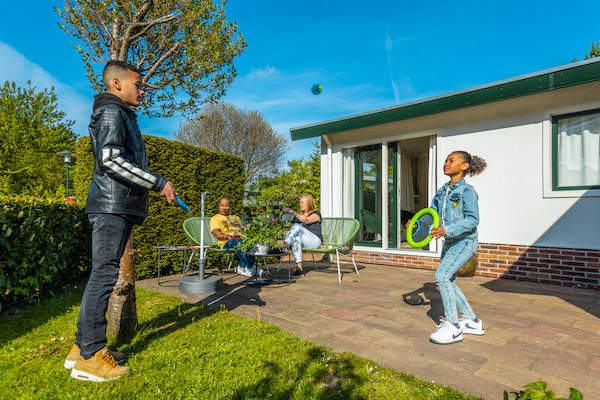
[157,248,162,285]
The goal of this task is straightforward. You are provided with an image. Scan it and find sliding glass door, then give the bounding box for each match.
[355,145,382,246]
[354,137,434,251]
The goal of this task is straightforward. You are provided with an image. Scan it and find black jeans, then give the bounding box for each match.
[75,213,133,359]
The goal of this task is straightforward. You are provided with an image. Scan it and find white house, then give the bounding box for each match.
[290,58,600,289]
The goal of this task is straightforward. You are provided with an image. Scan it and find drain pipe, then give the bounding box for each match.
[322,135,333,217]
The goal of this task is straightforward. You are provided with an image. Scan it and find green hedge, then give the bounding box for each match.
[73,135,245,279]
[0,197,91,309]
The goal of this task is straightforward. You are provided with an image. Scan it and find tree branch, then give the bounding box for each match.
[141,42,181,84]
[110,18,120,60]
[143,82,161,90]
[130,14,177,41]
[89,6,113,45]
[118,0,155,61]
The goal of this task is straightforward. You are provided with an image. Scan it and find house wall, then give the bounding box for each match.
[320,81,600,288]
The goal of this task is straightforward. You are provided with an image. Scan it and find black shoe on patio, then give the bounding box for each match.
[292,269,305,277]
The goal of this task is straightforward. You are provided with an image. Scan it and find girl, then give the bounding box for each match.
[282,194,322,276]
[428,151,487,344]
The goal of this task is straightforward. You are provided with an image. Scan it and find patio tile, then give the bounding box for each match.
[571,318,600,333]
[474,360,573,396]
[589,358,600,371]
[531,359,600,394]
[322,307,375,321]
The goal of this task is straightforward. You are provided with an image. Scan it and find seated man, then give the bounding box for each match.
[210,197,262,277]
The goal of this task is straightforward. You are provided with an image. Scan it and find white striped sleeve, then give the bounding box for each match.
[101,148,156,189]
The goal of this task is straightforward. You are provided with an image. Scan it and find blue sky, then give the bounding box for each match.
[1,1,598,162]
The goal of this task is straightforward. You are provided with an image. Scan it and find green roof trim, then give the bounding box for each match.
[290,59,600,141]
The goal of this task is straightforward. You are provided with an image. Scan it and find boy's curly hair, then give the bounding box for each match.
[454,151,487,176]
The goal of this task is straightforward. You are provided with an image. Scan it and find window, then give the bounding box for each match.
[552,109,600,190]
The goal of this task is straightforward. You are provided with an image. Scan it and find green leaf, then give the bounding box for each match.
[568,388,583,400]
[530,392,547,400]
[525,381,548,392]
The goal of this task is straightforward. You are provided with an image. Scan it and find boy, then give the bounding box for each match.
[65,60,177,382]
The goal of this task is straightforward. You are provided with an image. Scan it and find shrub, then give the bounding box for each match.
[0,196,91,310]
[73,135,245,279]
[504,381,583,400]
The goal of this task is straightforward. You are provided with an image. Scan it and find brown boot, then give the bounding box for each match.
[70,347,131,382]
[64,344,126,369]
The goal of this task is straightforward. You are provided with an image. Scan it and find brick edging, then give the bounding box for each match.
[339,243,600,289]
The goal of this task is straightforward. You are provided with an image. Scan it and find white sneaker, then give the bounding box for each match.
[246,266,264,277]
[429,320,463,344]
[235,266,253,277]
[459,318,484,335]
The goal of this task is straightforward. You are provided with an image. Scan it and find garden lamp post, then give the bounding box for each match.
[57,150,72,198]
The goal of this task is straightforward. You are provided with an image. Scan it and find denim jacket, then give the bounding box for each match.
[430,178,479,242]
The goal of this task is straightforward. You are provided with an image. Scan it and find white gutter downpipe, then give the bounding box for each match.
[323,135,333,218]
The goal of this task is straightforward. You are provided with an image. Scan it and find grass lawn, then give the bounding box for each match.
[0,287,482,400]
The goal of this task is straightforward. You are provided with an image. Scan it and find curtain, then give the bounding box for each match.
[400,154,414,212]
[558,114,600,187]
[342,149,354,217]
[416,153,429,209]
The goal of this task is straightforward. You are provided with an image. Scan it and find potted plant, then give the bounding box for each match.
[236,208,285,255]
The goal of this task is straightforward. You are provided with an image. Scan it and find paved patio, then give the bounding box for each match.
[137,260,600,399]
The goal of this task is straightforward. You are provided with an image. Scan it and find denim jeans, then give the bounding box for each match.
[76,213,133,359]
[285,223,322,263]
[222,239,255,269]
[434,237,478,324]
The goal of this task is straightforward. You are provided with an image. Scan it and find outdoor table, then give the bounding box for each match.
[241,250,295,286]
[153,245,202,285]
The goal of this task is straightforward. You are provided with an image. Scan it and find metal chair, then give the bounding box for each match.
[182,217,236,275]
[303,217,360,283]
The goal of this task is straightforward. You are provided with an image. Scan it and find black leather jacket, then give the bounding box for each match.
[85,93,166,220]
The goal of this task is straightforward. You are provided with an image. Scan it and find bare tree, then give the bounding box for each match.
[56,0,246,117]
[176,102,288,183]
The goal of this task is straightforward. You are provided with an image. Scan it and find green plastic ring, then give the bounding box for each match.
[406,208,440,248]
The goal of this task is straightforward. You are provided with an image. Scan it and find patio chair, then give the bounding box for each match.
[182,217,271,275]
[182,217,237,275]
[359,208,381,241]
[303,217,360,283]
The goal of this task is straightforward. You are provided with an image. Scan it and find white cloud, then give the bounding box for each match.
[224,66,393,142]
[0,41,92,135]
[247,65,279,79]
[385,31,393,53]
[384,29,415,105]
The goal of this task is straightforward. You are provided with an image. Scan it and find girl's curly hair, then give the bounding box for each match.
[454,151,487,176]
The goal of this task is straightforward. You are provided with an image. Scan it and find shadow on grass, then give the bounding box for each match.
[119,301,218,354]
[120,277,268,351]
[0,286,83,344]
[402,283,444,324]
[230,346,366,400]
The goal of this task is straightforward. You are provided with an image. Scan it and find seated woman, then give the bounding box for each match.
[282,194,322,276]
